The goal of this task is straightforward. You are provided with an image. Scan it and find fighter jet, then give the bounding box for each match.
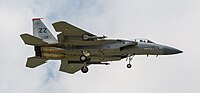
[20,18,183,74]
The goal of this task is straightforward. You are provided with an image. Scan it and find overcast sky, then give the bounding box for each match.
[0,0,200,93]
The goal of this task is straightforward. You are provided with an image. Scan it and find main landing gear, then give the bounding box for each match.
[80,55,87,62]
[79,53,110,73]
[79,55,89,73]
[126,54,135,68]
[81,66,89,73]
[80,50,91,73]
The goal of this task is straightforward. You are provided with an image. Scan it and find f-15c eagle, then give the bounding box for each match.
[20,18,182,74]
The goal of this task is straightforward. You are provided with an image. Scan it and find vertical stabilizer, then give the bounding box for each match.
[32,18,57,44]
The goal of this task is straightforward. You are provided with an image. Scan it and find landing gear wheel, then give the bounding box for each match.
[80,55,87,62]
[81,66,89,73]
[127,64,132,68]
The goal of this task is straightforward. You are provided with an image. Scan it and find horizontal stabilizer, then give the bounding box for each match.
[26,57,47,68]
[20,34,48,45]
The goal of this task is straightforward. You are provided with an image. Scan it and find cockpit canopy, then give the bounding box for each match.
[134,38,155,43]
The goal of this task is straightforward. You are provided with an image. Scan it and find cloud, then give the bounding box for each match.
[0,0,200,93]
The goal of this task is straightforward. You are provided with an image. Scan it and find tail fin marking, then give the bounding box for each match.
[33,18,57,43]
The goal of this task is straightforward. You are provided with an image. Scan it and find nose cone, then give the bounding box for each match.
[163,46,183,55]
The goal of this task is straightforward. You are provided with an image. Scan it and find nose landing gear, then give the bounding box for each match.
[126,54,135,68]
[127,64,132,68]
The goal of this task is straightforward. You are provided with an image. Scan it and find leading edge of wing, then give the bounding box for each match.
[52,21,95,36]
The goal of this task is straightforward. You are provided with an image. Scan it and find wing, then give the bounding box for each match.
[59,60,85,74]
[52,21,96,42]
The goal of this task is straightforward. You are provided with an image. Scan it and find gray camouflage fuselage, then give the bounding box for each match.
[37,39,182,62]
